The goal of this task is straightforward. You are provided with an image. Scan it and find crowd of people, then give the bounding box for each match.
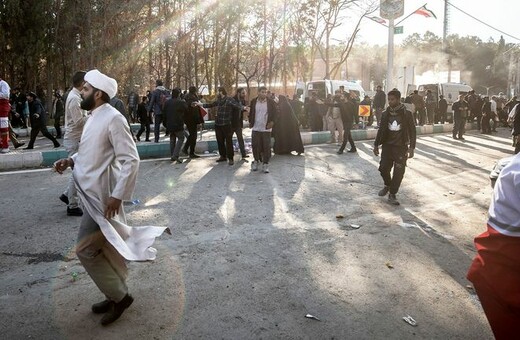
[4,69,519,336]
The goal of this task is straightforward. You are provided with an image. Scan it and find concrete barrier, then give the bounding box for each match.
[1,123,475,171]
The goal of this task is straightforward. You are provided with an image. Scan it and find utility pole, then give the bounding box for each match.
[282,0,288,95]
[443,0,452,82]
[386,18,395,90]
[380,0,404,92]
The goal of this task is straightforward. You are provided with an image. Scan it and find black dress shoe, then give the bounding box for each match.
[67,207,83,216]
[59,194,69,205]
[14,142,25,149]
[54,143,61,148]
[101,294,134,326]
[348,148,357,153]
[92,299,110,314]
[216,157,227,162]
[189,154,200,158]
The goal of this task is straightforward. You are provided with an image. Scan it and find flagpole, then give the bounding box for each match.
[386,18,395,91]
[396,3,428,25]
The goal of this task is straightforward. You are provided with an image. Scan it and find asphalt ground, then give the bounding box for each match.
[0,128,513,339]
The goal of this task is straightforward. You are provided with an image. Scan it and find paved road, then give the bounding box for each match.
[1,128,512,339]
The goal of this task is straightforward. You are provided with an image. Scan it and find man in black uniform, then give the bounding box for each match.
[438,95,448,124]
[25,92,61,149]
[337,92,357,154]
[374,89,416,206]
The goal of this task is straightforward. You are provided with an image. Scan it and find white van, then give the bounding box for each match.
[417,83,473,122]
[303,80,366,101]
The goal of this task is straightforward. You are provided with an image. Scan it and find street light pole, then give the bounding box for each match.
[386,18,395,91]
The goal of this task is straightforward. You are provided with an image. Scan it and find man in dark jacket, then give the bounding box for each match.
[231,88,248,160]
[374,89,416,206]
[425,90,436,124]
[182,86,203,158]
[411,90,425,125]
[452,94,469,140]
[53,91,65,138]
[164,88,187,163]
[337,92,357,154]
[148,79,170,143]
[438,95,448,124]
[249,86,277,173]
[136,96,150,142]
[305,91,323,131]
[25,92,61,149]
[373,85,386,127]
[481,96,492,134]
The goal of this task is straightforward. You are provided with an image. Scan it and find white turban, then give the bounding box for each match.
[84,69,118,99]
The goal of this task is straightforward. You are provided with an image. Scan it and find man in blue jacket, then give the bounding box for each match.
[148,79,170,143]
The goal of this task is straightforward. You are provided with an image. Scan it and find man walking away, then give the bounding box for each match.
[53,69,168,326]
[127,90,138,123]
[53,91,64,139]
[374,89,416,206]
[249,86,277,173]
[136,96,150,142]
[164,88,187,163]
[61,71,87,216]
[452,94,469,140]
[148,79,170,143]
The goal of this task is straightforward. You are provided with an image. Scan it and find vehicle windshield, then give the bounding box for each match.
[307,82,327,100]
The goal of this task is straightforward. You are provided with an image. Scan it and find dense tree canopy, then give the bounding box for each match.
[0,0,516,104]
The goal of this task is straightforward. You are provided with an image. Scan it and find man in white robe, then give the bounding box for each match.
[54,70,167,326]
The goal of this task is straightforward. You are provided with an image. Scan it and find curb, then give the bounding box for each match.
[1,123,475,171]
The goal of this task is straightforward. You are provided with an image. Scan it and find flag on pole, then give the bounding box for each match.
[413,5,437,19]
[369,16,387,25]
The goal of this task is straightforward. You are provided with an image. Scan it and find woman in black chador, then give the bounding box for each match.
[273,95,304,155]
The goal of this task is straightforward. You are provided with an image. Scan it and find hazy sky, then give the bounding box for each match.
[354,0,520,46]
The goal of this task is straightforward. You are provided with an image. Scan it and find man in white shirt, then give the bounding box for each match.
[0,76,11,153]
[248,86,278,173]
[54,70,168,326]
[60,71,88,216]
